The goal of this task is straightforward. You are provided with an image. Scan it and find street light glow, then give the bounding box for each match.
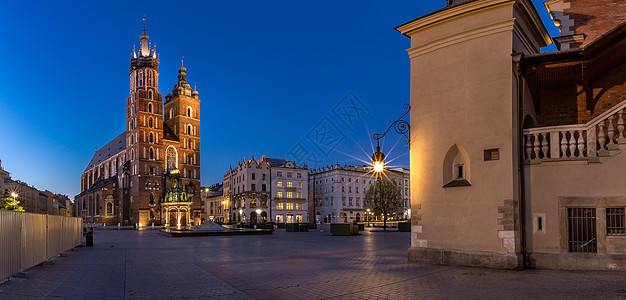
[373,161,384,173]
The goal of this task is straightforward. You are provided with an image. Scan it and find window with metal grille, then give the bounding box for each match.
[606,208,625,236]
[568,208,597,253]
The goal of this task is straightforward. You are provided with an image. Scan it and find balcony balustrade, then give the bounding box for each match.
[524,101,626,163]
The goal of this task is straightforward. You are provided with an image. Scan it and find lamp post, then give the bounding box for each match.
[372,104,410,231]
[11,192,18,211]
[256,208,262,223]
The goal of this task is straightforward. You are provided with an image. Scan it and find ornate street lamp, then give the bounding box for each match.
[372,104,410,230]
[372,103,411,171]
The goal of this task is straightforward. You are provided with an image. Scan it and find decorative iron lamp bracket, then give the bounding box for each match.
[372,103,411,148]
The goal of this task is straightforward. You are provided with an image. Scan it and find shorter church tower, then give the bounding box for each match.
[161,63,202,225]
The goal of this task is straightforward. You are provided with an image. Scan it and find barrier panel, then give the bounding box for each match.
[0,211,82,283]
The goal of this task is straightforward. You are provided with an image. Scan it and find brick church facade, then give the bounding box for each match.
[75,24,201,227]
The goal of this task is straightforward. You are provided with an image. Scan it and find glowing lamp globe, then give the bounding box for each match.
[372,146,386,173]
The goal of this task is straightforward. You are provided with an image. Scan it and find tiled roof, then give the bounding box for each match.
[75,175,117,197]
[266,158,286,167]
[163,124,179,141]
[86,133,126,170]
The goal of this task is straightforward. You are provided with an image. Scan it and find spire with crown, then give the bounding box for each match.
[130,18,158,71]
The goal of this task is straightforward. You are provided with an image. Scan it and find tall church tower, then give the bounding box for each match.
[126,21,165,225]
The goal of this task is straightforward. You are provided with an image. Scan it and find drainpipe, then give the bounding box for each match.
[512,52,528,270]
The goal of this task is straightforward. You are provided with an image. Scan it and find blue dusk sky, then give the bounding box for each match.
[0,1,558,199]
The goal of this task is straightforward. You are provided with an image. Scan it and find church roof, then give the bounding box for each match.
[75,175,117,197]
[86,132,126,170]
[163,124,179,141]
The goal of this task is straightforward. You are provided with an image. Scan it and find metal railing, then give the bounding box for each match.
[0,211,82,282]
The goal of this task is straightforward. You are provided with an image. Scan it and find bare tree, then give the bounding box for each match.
[364,178,402,231]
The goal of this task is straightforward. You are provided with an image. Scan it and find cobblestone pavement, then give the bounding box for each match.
[1,227,626,299]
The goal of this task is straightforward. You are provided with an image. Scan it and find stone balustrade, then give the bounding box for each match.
[524,101,626,162]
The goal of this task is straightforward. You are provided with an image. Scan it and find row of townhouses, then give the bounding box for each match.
[1,159,72,216]
[201,156,410,224]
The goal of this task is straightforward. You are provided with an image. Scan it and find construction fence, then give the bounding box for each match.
[0,210,82,282]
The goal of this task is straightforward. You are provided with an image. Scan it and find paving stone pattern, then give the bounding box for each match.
[1,228,626,299]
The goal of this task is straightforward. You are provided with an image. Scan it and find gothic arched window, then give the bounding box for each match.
[169,109,174,120]
[149,132,154,143]
[187,125,192,135]
[187,107,192,118]
[149,117,153,128]
[148,102,153,113]
[442,144,471,187]
[150,194,154,205]
[149,147,154,160]
[95,194,101,216]
[166,146,177,172]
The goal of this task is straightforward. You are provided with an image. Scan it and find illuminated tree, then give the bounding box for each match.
[364,178,402,231]
[0,196,25,212]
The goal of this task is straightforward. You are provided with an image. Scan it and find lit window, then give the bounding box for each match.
[296,192,302,198]
[297,182,302,188]
[286,192,293,198]
[276,202,284,210]
[286,203,294,210]
[287,181,293,188]
[277,181,283,188]
[277,191,283,198]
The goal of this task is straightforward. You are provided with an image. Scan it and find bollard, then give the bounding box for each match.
[86,232,93,247]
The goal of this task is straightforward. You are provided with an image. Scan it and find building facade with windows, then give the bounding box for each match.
[399,0,626,269]
[309,164,410,223]
[223,156,271,223]
[268,158,309,224]
[222,156,309,224]
[1,160,68,215]
[201,183,225,224]
[75,24,202,227]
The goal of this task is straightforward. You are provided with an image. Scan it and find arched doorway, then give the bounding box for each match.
[180,210,188,226]
[169,209,177,226]
[250,211,258,224]
[356,213,361,222]
[342,213,348,223]
[261,211,268,222]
